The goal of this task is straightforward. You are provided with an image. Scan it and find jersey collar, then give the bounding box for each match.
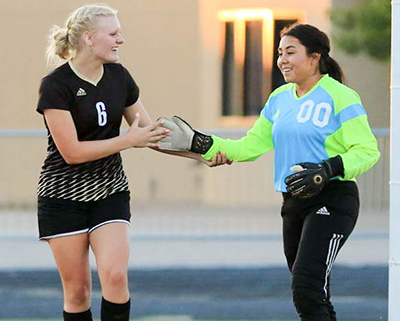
[292,74,329,100]
[68,60,104,86]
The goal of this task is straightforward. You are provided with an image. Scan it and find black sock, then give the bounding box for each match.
[101,297,131,321]
[63,309,93,321]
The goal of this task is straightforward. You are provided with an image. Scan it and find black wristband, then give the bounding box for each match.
[191,131,213,154]
[324,155,344,178]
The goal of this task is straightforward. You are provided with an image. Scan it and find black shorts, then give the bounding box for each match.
[38,191,131,240]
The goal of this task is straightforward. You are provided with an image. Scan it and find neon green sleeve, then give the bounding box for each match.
[326,115,381,180]
[203,115,274,162]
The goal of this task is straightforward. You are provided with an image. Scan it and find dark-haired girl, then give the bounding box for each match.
[159,24,381,321]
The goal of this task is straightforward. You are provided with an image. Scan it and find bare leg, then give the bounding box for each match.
[90,223,130,303]
[48,234,92,313]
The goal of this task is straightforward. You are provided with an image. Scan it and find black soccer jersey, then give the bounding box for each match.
[37,62,140,202]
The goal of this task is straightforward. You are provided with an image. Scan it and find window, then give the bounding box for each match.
[222,21,236,116]
[244,20,264,115]
[220,9,298,116]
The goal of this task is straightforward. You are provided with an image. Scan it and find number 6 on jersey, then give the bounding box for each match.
[96,101,108,126]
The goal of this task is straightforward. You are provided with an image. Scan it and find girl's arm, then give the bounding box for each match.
[157,115,274,162]
[45,108,165,165]
[124,100,231,167]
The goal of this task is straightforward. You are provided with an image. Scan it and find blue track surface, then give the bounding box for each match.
[0,266,388,320]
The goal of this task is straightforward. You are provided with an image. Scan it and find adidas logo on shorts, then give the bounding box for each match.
[316,206,330,215]
[76,88,87,96]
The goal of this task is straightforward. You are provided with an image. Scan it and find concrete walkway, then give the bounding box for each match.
[0,202,389,269]
[0,203,389,319]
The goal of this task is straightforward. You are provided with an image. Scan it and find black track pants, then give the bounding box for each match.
[281,181,359,321]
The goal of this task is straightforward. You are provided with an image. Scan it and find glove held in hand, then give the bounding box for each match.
[157,116,213,154]
[172,116,213,154]
[285,156,344,199]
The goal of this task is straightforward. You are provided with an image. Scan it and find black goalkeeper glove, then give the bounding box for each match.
[284,156,344,199]
[157,115,213,154]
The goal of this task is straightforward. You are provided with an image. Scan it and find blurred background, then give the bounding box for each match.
[0,0,390,319]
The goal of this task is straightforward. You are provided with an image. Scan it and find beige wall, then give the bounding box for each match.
[0,0,389,207]
[0,0,204,205]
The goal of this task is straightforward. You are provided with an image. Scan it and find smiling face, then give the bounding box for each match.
[277,35,321,86]
[85,15,124,63]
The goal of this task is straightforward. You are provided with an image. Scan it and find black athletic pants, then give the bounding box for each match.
[281,180,359,321]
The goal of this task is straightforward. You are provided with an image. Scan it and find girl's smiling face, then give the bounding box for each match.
[86,15,125,63]
[277,35,321,86]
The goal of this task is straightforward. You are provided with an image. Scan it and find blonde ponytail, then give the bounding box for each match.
[46,25,70,67]
[45,3,118,67]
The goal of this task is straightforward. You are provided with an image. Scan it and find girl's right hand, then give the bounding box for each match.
[209,151,233,167]
[125,113,169,148]
[198,151,233,167]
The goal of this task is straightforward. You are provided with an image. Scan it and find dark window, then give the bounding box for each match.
[222,20,265,116]
[244,20,264,116]
[222,22,236,116]
[221,17,298,116]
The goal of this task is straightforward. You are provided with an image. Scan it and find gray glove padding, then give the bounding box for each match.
[158,116,213,154]
[157,116,194,151]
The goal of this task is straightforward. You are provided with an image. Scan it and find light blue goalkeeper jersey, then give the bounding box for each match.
[204,75,380,192]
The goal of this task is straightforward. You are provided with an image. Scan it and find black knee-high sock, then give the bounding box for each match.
[63,309,93,321]
[101,297,131,321]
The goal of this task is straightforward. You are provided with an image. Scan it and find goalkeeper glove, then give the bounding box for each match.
[158,116,213,154]
[285,156,344,199]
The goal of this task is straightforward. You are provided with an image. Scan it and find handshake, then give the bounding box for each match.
[157,116,213,154]
[154,116,344,199]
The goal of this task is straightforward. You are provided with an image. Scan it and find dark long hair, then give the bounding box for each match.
[280,24,345,84]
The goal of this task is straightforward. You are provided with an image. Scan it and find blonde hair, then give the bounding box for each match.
[46,3,118,67]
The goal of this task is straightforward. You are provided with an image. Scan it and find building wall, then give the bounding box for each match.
[0,0,204,205]
[0,0,388,208]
